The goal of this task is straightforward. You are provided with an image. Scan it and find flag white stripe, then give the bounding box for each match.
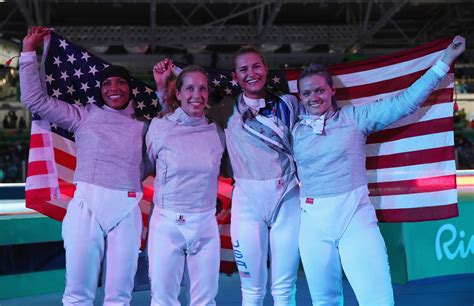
[288,80,298,93]
[26,174,59,190]
[366,131,454,157]
[31,119,53,134]
[47,198,71,209]
[142,176,155,189]
[334,50,444,87]
[382,102,453,130]
[221,249,235,262]
[28,147,55,163]
[218,224,231,236]
[337,76,454,106]
[52,132,76,155]
[366,160,456,183]
[371,189,456,210]
[57,164,75,183]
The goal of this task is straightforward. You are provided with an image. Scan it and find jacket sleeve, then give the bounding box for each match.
[154,88,168,112]
[145,117,169,171]
[215,123,233,178]
[281,93,301,130]
[348,60,450,135]
[19,52,87,133]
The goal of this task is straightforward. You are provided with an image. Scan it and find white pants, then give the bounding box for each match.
[148,208,220,306]
[61,198,142,306]
[299,186,394,306]
[231,186,300,306]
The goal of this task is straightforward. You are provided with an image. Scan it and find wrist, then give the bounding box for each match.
[22,43,36,52]
[155,82,167,91]
[432,59,450,77]
[440,54,453,66]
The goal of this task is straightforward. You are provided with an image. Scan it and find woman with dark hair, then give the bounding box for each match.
[293,37,465,306]
[20,26,149,305]
[147,61,225,306]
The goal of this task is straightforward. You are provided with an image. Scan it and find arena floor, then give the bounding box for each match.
[1,272,472,305]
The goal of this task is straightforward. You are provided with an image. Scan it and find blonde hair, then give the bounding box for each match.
[161,65,208,116]
[232,45,266,71]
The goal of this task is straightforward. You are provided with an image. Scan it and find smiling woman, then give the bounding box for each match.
[97,65,133,110]
[224,45,302,305]
[293,37,466,306]
[232,51,268,100]
[18,26,150,305]
[100,76,131,109]
[174,68,209,118]
[146,60,225,306]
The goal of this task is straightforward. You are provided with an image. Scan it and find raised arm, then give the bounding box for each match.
[351,36,465,135]
[20,27,87,133]
[153,58,175,112]
[440,36,466,67]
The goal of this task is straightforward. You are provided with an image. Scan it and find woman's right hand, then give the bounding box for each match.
[23,26,51,52]
[153,58,173,91]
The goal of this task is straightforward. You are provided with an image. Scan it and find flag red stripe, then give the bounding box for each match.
[420,88,453,107]
[336,69,427,101]
[366,146,455,170]
[53,148,77,170]
[329,37,452,75]
[27,161,50,176]
[58,178,76,198]
[29,134,48,148]
[284,70,301,82]
[220,261,236,275]
[25,187,53,204]
[32,201,67,221]
[25,197,66,222]
[143,185,154,203]
[141,212,149,228]
[220,234,233,249]
[367,117,454,144]
[375,203,458,222]
[368,174,456,196]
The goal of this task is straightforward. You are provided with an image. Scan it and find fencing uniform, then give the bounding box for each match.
[146,107,225,306]
[20,52,149,306]
[292,60,450,306]
[225,92,301,306]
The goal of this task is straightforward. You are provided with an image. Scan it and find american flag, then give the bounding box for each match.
[327,38,458,222]
[24,32,458,277]
[179,37,458,223]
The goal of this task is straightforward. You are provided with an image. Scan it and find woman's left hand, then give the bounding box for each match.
[441,35,466,66]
